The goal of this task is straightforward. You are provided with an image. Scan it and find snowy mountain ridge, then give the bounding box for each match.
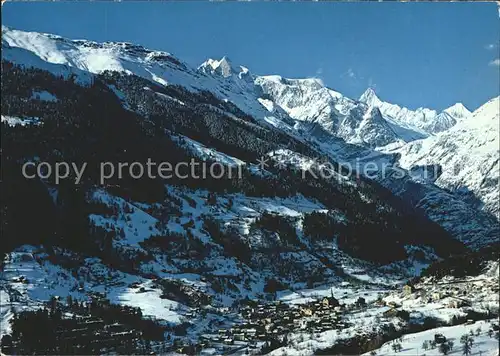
[443,102,472,119]
[359,88,472,135]
[2,26,468,149]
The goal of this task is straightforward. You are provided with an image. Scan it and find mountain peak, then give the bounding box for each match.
[219,55,232,65]
[198,56,236,78]
[216,56,233,77]
[443,102,471,119]
[359,88,382,106]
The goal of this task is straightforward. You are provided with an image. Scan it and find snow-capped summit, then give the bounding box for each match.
[356,106,405,148]
[2,26,292,131]
[359,87,382,107]
[198,56,235,77]
[2,24,500,356]
[358,87,469,135]
[443,102,471,120]
[1,25,196,87]
[198,56,252,81]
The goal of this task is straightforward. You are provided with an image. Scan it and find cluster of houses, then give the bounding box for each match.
[376,283,476,320]
[401,282,475,308]
[199,296,347,349]
[166,276,500,355]
[376,277,500,327]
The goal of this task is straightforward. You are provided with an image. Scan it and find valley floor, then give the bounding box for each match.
[1,246,498,355]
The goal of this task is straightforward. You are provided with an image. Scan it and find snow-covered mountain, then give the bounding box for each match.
[359,88,471,135]
[254,75,409,148]
[1,25,499,356]
[388,96,500,219]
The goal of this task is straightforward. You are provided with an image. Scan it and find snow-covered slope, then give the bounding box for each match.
[389,97,500,219]
[364,320,499,356]
[359,88,471,135]
[264,257,500,356]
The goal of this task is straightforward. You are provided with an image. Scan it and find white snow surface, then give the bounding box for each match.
[363,320,499,356]
[1,26,281,131]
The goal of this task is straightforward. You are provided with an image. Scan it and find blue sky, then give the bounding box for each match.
[2,2,499,111]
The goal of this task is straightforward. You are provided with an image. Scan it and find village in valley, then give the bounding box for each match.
[194,261,499,355]
[170,262,500,355]
[199,294,347,351]
[1,248,499,356]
